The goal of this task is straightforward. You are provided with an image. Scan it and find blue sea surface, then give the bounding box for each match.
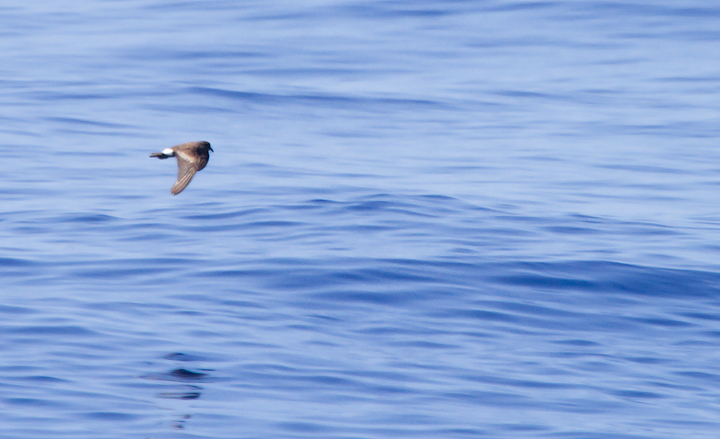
[2,1,720,438]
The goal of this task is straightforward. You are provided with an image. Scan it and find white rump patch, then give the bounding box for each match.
[162,148,175,155]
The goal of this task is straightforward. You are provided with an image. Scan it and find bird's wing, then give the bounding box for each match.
[171,154,198,195]
[195,154,209,172]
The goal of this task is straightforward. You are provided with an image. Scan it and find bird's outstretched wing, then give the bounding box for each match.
[171,154,198,195]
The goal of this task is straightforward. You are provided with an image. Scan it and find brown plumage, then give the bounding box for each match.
[150,141,213,195]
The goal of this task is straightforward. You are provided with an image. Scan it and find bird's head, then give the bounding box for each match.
[196,141,213,153]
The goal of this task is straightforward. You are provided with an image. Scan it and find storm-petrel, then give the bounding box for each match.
[150,141,213,195]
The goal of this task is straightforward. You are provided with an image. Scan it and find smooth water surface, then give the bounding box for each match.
[2,1,720,438]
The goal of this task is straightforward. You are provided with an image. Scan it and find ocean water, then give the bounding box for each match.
[2,1,720,438]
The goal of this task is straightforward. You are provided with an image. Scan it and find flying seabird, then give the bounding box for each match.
[150,141,213,195]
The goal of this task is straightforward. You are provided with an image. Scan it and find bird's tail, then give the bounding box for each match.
[150,152,171,159]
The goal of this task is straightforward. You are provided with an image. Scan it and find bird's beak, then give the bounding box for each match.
[209,146,214,152]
